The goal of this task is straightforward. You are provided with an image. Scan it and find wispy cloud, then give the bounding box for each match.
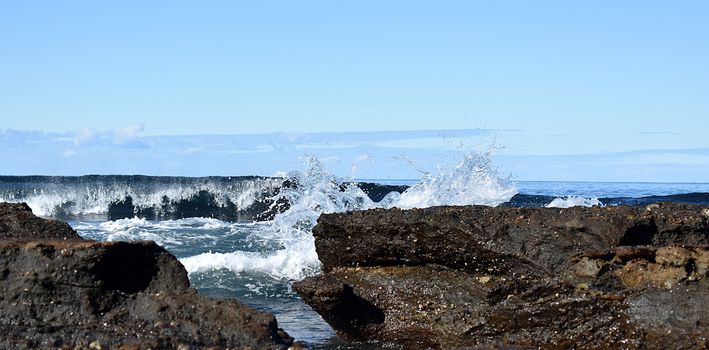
[637,131,685,136]
[71,124,147,147]
[1,127,707,182]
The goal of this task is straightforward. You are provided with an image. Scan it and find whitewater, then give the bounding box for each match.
[2,152,709,347]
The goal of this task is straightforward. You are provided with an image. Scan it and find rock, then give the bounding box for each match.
[312,203,709,275]
[0,202,81,240]
[0,202,293,349]
[571,246,709,289]
[297,265,648,349]
[295,203,709,349]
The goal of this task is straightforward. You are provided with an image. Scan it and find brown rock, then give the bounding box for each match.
[296,203,709,349]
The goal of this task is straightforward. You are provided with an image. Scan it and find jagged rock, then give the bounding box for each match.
[311,203,708,277]
[295,203,709,349]
[0,202,294,350]
[0,202,81,240]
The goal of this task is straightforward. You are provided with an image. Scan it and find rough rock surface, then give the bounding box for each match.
[294,203,709,349]
[0,202,294,350]
[0,202,81,241]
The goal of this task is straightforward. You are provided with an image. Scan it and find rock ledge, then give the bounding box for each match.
[295,203,709,349]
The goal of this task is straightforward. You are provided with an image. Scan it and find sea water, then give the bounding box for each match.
[2,153,709,348]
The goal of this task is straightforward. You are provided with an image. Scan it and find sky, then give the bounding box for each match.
[1,1,708,181]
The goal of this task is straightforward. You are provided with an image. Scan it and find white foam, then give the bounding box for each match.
[546,196,603,208]
[75,216,235,247]
[181,239,319,281]
[393,152,517,209]
[99,217,151,232]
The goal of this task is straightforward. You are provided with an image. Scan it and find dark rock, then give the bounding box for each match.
[0,202,81,241]
[0,202,294,349]
[295,203,709,349]
[312,203,709,276]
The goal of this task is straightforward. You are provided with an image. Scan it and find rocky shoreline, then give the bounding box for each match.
[0,202,295,350]
[294,203,709,349]
[4,200,709,349]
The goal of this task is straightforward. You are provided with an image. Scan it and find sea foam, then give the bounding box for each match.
[546,196,603,208]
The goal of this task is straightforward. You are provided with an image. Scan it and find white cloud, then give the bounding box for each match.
[74,128,98,146]
[71,124,147,147]
[112,123,145,144]
[62,150,77,157]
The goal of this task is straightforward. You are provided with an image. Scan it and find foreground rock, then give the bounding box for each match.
[0,203,294,349]
[294,203,709,349]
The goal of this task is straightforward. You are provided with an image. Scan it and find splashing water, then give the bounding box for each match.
[391,151,517,209]
[546,196,603,208]
[181,156,379,282]
[181,151,516,281]
[57,150,519,294]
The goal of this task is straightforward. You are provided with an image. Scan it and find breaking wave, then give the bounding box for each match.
[0,175,283,221]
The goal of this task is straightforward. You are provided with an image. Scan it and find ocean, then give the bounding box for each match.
[2,154,709,348]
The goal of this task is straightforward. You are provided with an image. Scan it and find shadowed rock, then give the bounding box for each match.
[295,203,709,349]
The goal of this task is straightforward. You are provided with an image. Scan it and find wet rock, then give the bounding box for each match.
[295,203,709,349]
[0,202,293,349]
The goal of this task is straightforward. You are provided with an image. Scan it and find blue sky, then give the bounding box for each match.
[1,1,708,181]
